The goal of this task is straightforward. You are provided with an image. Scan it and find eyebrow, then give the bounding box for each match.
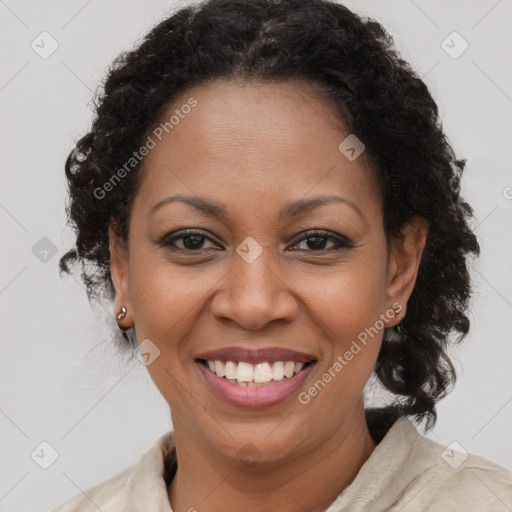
[149,193,365,222]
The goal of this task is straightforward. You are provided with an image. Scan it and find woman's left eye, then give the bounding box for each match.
[158,229,354,253]
[289,230,355,252]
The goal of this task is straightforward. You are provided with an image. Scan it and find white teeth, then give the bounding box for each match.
[203,359,312,384]
[272,361,285,380]
[225,361,237,380]
[214,360,225,378]
[253,362,273,383]
[284,361,295,378]
[236,362,254,382]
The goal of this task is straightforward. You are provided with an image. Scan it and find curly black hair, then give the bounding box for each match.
[59,0,480,432]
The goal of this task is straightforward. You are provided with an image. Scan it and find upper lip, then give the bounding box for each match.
[195,347,316,364]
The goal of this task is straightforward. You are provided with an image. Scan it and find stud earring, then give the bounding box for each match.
[117,306,127,320]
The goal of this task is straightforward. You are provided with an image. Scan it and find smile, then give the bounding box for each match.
[197,359,314,386]
[195,349,316,408]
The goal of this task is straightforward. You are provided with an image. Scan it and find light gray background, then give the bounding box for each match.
[1,0,511,510]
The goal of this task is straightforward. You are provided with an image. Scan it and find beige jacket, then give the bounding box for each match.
[52,417,512,511]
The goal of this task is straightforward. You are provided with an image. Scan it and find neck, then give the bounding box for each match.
[168,403,377,512]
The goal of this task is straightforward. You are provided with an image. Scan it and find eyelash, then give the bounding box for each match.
[158,228,355,253]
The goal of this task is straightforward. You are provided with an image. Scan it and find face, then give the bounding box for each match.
[110,79,426,464]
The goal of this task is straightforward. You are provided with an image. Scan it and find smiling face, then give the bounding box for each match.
[110,79,426,467]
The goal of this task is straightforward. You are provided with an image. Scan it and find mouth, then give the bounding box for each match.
[195,358,315,387]
[194,347,317,409]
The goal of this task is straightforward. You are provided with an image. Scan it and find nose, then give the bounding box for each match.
[210,245,299,331]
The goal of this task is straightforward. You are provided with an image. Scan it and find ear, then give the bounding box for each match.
[109,224,133,329]
[384,216,429,327]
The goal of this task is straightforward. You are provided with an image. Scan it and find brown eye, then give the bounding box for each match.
[288,230,355,252]
[159,229,220,251]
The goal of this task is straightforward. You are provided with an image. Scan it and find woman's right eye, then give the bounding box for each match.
[159,229,220,251]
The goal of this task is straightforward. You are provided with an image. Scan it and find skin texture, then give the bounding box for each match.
[110,80,428,512]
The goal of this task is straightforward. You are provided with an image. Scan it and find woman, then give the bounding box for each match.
[54,0,511,510]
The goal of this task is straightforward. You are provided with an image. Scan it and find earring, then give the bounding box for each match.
[117,306,127,320]
[396,320,404,334]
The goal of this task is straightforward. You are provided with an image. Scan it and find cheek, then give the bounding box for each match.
[304,250,388,338]
[304,277,386,409]
[127,255,217,404]
[302,249,388,384]
[128,250,224,348]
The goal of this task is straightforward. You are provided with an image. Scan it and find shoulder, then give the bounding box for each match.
[51,431,176,512]
[51,465,135,512]
[334,415,512,512]
[417,441,512,511]
[393,418,512,511]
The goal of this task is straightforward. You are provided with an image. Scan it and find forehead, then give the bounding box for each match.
[134,79,381,222]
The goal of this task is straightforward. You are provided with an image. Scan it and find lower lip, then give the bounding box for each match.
[196,362,315,409]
